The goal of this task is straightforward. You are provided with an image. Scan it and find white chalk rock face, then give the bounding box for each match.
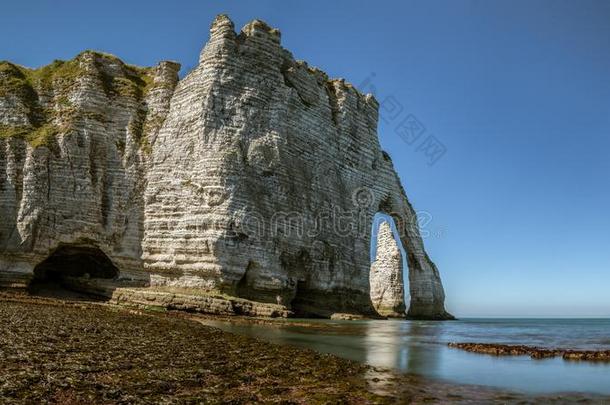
[0,51,179,286]
[370,221,406,318]
[0,15,452,319]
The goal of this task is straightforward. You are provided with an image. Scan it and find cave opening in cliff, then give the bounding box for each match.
[290,280,327,318]
[369,213,409,317]
[278,250,328,318]
[28,245,118,300]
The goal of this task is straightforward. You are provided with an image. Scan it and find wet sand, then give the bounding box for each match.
[0,291,607,404]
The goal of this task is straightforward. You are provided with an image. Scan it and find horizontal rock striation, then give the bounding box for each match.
[0,15,452,319]
[0,51,180,287]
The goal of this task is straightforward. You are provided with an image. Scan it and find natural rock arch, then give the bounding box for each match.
[0,14,453,320]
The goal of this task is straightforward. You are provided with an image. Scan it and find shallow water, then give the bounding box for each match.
[200,318,610,394]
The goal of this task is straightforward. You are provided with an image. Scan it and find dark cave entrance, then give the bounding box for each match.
[280,250,323,317]
[29,245,118,300]
[235,261,261,302]
[290,279,327,318]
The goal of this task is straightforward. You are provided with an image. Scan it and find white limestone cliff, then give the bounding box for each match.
[0,15,453,320]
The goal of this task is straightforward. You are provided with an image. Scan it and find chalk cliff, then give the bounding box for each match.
[0,15,453,320]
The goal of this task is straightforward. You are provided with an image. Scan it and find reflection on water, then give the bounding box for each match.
[364,321,442,376]
[198,318,610,395]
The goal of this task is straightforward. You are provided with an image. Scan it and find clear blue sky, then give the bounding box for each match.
[3,0,609,317]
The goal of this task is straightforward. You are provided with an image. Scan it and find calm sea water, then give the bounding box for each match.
[199,318,610,394]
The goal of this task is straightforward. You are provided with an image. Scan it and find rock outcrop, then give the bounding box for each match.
[448,343,610,362]
[370,221,406,317]
[0,15,453,320]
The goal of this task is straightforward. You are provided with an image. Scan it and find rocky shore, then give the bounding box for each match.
[448,342,610,362]
[1,292,609,404]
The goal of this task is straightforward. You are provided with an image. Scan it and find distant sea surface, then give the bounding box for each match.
[200,318,610,394]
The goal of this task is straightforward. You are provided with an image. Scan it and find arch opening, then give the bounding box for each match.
[369,213,408,318]
[29,245,118,299]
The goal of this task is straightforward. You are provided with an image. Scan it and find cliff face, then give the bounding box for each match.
[0,51,179,285]
[0,15,452,319]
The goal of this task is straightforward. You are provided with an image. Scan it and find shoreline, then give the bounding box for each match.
[1,292,608,403]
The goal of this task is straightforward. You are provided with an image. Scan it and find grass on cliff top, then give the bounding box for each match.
[0,58,83,99]
[0,51,156,149]
[0,51,153,97]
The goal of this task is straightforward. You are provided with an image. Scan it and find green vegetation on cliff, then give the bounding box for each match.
[0,123,59,148]
[0,51,156,150]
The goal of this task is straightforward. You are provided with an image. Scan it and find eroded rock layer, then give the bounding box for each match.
[0,15,452,319]
[0,51,179,286]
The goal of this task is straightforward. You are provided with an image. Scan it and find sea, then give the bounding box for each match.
[199,317,610,395]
